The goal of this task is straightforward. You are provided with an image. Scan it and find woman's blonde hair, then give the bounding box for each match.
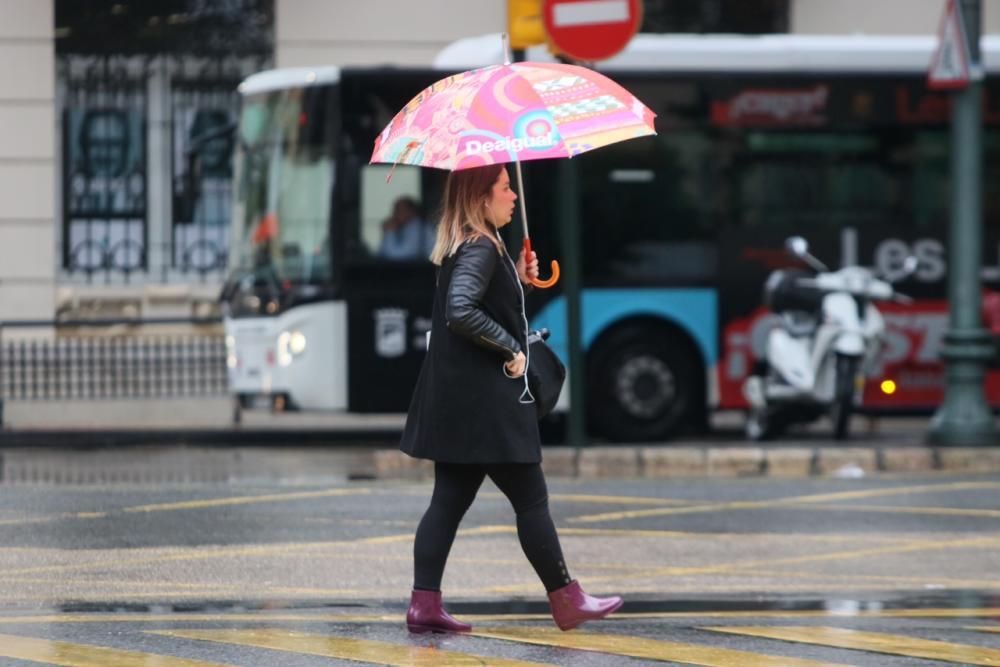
[429,164,505,265]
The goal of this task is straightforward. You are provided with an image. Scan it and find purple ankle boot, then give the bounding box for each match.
[547,580,623,631]
[406,589,472,634]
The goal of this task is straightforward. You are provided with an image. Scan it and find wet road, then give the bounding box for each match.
[0,471,997,665]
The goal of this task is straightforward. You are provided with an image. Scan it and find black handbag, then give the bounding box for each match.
[526,328,566,419]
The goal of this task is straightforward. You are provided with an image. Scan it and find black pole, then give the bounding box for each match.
[557,159,586,447]
[928,0,998,445]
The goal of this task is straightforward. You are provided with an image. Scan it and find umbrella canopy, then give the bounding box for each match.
[370,61,656,171]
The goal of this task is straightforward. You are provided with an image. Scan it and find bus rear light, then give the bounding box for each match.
[879,379,897,395]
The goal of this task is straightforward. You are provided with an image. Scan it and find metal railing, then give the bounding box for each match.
[0,318,227,426]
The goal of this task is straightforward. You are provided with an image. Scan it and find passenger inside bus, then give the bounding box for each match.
[378,196,434,261]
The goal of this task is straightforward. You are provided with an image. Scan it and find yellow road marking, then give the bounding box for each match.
[0,632,231,667]
[733,567,1000,589]
[778,481,1000,502]
[355,524,901,546]
[507,492,691,506]
[487,581,1000,597]
[0,489,371,527]
[706,626,1000,666]
[2,531,996,598]
[5,581,999,604]
[558,535,1000,587]
[556,527,898,543]
[0,539,362,577]
[570,499,790,523]
[569,481,1000,523]
[384,488,694,505]
[786,503,1000,519]
[151,629,551,667]
[122,487,371,513]
[441,524,871,543]
[471,626,849,666]
[490,535,1000,592]
[357,524,513,545]
[0,511,110,527]
[0,607,998,625]
[0,577,247,590]
[0,526,422,578]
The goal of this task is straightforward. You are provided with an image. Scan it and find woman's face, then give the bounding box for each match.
[485,168,517,228]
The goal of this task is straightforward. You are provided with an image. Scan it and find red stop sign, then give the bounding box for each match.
[543,0,642,62]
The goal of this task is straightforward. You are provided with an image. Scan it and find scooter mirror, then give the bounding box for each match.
[785,236,809,257]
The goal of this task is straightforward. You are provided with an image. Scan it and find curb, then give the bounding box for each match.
[0,447,376,485]
[373,446,1000,480]
[2,445,998,485]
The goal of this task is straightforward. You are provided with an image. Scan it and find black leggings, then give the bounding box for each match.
[413,462,572,593]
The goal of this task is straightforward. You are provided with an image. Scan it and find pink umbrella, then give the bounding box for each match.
[370,40,656,288]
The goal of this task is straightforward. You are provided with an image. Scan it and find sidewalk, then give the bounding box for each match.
[1,399,998,481]
[0,397,950,436]
[2,441,998,484]
[1,397,406,431]
[0,397,405,446]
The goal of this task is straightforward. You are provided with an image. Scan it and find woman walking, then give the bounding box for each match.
[400,163,623,634]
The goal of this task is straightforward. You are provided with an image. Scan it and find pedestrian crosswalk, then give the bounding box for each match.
[151,629,550,667]
[0,633,228,667]
[705,626,1000,666]
[0,614,997,666]
[468,627,849,666]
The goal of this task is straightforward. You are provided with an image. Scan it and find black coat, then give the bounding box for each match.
[399,233,542,464]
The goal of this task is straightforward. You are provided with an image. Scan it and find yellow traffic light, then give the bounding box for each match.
[508,0,546,50]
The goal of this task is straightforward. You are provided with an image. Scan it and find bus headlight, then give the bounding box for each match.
[289,331,307,355]
[277,330,307,367]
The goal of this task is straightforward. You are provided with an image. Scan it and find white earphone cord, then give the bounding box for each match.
[496,229,534,405]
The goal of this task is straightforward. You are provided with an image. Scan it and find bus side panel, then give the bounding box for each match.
[529,287,718,403]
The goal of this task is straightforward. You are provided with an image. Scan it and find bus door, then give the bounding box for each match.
[342,163,440,413]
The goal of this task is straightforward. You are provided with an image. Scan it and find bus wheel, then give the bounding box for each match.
[588,327,700,442]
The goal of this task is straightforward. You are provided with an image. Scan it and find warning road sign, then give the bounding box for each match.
[928,0,971,90]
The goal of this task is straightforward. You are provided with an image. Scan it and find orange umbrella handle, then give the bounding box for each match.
[523,238,560,289]
[532,261,560,289]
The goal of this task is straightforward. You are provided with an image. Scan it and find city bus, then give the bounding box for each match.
[220,34,1000,441]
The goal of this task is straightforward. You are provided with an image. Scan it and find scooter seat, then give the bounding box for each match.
[781,311,817,337]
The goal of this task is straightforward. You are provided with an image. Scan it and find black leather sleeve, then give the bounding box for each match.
[445,238,522,361]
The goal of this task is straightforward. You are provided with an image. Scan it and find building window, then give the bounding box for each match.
[641,0,790,34]
[56,0,273,284]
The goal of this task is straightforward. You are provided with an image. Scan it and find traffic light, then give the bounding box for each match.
[508,0,546,50]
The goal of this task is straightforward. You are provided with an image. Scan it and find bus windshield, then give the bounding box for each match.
[229,84,336,287]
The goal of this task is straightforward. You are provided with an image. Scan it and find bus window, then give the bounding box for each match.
[736,131,895,230]
[360,165,434,262]
[909,129,1000,230]
[230,86,335,288]
[574,130,718,284]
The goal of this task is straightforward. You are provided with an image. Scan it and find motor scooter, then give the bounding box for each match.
[743,236,916,440]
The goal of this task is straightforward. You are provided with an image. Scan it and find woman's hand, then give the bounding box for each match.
[517,249,539,285]
[504,351,527,378]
